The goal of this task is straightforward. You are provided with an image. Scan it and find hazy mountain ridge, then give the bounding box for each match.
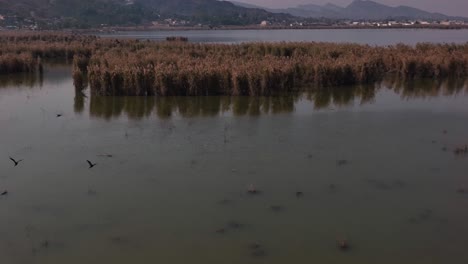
[231,0,467,20]
[0,0,293,28]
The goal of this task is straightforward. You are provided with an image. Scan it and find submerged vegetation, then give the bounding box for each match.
[0,32,467,96]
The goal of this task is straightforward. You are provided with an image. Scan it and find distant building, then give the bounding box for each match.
[260,21,269,26]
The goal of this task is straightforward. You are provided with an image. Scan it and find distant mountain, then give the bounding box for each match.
[0,0,293,28]
[229,0,265,9]
[0,0,155,27]
[231,0,467,20]
[136,0,292,25]
[342,0,452,20]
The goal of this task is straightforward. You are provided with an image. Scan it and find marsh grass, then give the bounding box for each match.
[79,41,468,96]
[0,32,97,76]
[0,32,467,96]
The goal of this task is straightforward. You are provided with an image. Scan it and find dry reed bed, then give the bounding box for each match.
[0,32,467,96]
[0,33,95,74]
[77,41,468,96]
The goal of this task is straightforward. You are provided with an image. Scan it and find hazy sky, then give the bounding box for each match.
[239,0,468,17]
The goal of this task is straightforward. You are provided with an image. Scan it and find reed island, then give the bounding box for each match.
[1,32,467,96]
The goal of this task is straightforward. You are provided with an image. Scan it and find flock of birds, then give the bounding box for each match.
[9,157,97,169]
[4,128,467,258]
[4,153,351,256]
[3,154,104,254]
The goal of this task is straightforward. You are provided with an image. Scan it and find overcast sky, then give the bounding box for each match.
[238,0,468,17]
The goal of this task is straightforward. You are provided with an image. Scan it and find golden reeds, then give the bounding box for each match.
[78,41,468,96]
[0,32,467,95]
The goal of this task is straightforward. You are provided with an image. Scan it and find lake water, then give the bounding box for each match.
[1,65,468,264]
[100,29,468,45]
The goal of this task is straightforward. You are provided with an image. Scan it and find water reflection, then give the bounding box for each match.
[304,84,377,109]
[74,88,86,113]
[0,64,71,89]
[0,73,43,88]
[85,78,467,120]
[381,77,468,99]
[88,96,299,120]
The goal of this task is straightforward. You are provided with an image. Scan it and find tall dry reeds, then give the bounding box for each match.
[77,41,468,96]
[0,32,467,95]
[0,32,98,75]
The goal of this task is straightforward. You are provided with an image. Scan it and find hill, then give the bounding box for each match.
[0,0,293,28]
[231,0,467,21]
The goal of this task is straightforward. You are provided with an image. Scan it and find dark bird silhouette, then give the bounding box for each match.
[1,191,7,196]
[9,157,23,167]
[56,114,63,118]
[86,160,97,169]
[296,191,304,197]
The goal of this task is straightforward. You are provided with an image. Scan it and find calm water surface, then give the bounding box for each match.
[100,29,468,44]
[1,66,468,264]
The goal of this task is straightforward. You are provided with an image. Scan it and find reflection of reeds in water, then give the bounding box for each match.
[380,76,468,99]
[88,95,298,120]
[84,77,467,120]
[305,84,377,110]
[0,72,43,88]
[74,88,86,114]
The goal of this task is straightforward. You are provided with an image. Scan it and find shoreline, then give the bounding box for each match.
[90,24,468,33]
[2,25,467,34]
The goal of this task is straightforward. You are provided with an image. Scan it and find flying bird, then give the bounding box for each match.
[56,114,63,118]
[86,160,97,169]
[9,157,23,167]
[1,191,7,196]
